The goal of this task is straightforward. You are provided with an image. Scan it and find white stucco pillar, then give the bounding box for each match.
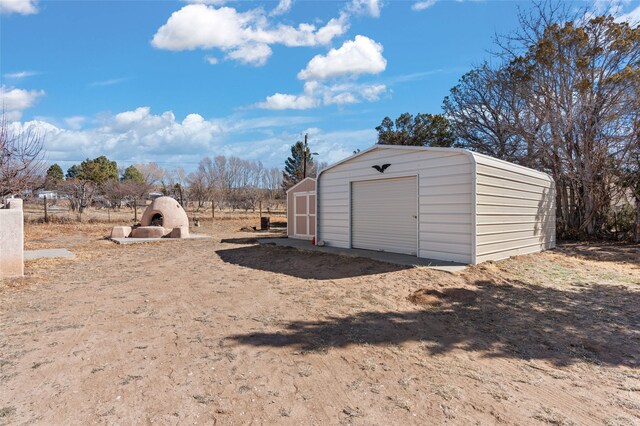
[0,198,24,278]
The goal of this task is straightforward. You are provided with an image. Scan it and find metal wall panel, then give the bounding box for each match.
[475,154,555,262]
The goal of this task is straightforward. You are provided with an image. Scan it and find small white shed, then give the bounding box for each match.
[286,177,316,240]
[316,145,555,264]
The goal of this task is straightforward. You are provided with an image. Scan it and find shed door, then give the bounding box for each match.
[351,177,417,255]
[294,192,316,239]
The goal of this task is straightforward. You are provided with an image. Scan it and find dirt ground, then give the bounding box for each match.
[1,216,639,425]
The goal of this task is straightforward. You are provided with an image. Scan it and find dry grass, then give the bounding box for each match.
[22,200,286,225]
[1,219,639,424]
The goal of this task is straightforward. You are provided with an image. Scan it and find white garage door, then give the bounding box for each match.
[351,176,417,255]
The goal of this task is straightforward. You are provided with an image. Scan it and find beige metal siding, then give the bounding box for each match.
[351,177,417,255]
[474,155,555,263]
[318,147,473,263]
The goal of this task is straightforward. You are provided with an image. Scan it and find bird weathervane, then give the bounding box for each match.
[372,164,391,173]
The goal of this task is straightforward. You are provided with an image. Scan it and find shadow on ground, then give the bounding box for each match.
[229,279,640,367]
[220,238,260,244]
[215,244,410,279]
[556,242,640,267]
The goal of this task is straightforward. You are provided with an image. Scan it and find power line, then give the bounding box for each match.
[50,158,206,166]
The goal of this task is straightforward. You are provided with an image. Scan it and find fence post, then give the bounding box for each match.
[43,195,49,223]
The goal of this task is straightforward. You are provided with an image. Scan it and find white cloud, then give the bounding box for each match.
[10,108,224,166]
[0,86,45,120]
[347,0,381,17]
[582,0,640,24]
[411,0,481,12]
[6,108,379,173]
[590,0,625,16]
[151,3,351,66]
[359,83,387,101]
[6,108,328,169]
[152,6,253,51]
[64,116,86,130]
[205,55,219,65]
[256,36,388,110]
[90,77,128,87]
[0,0,37,15]
[226,43,272,66]
[257,81,387,110]
[303,127,377,164]
[257,93,319,110]
[204,55,218,65]
[325,91,357,106]
[617,4,640,23]
[185,0,228,4]
[270,0,293,16]
[305,15,350,46]
[297,35,387,81]
[321,82,387,105]
[412,0,437,11]
[3,70,39,80]
[252,16,349,47]
[114,107,151,127]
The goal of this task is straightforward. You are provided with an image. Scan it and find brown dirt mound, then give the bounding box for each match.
[408,287,477,306]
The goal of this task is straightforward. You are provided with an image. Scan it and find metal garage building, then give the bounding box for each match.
[286,177,316,240]
[316,145,555,264]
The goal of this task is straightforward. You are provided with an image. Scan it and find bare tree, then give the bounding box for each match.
[444,63,529,164]
[135,162,166,190]
[261,166,283,209]
[160,167,187,205]
[103,180,151,209]
[619,117,640,242]
[186,168,209,209]
[102,180,128,208]
[444,6,640,238]
[0,114,46,197]
[58,179,97,214]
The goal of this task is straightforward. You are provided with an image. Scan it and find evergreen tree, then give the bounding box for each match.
[376,113,456,147]
[282,140,313,190]
[66,164,80,179]
[122,165,144,182]
[45,163,64,189]
[77,155,118,185]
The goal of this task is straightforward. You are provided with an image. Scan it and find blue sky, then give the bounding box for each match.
[1,0,639,172]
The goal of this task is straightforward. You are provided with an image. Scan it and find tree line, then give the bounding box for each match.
[39,155,286,214]
[185,156,283,212]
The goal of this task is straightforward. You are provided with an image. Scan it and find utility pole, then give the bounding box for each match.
[303,133,308,179]
[302,134,319,180]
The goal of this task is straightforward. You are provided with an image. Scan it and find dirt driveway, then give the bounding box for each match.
[1,222,639,425]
